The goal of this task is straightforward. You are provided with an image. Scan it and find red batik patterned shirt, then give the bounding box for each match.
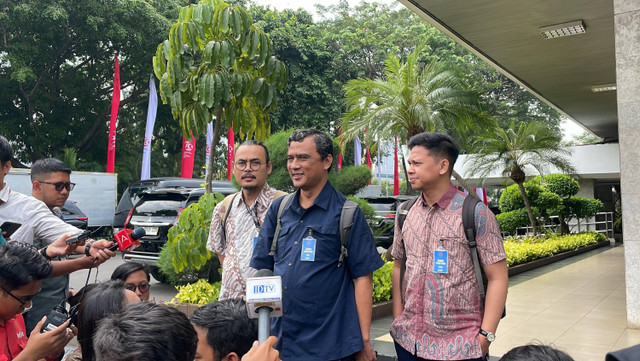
[390,184,505,360]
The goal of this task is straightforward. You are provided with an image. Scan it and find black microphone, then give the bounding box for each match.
[108,227,146,252]
[246,269,283,344]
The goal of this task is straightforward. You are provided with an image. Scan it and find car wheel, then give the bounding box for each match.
[151,266,170,284]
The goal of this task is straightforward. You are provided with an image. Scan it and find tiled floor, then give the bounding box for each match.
[372,244,640,360]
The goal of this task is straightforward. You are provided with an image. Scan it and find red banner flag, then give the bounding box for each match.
[106,55,120,173]
[338,129,343,172]
[226,125,235,181]
[393,137,399,196]
[181,133,196,178]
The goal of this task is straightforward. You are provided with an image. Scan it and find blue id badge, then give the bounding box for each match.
[433,249,449,274]
[301,237,317,261]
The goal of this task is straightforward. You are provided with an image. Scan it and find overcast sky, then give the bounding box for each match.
[250,0,588,140]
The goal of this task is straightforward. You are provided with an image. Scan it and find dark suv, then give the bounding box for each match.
[121,182,236,281]
[113,177,207,233]
[362,195,414,249]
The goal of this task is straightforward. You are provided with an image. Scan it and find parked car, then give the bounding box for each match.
[113,177,207,233]
[361,195,414,249]
[121,181,237,282]
[59,201,89,229]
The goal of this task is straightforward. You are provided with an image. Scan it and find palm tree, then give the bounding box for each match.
[466,121,575,235]
[339,45,490,194]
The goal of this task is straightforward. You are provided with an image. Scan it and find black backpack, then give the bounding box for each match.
[268,193,358,268]
[397,195,505,318]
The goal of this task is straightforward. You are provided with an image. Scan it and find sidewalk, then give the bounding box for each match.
[371,244,640,361]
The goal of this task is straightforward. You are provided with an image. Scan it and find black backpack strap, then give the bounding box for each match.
[338,200,358,268]
[219,192,240,250]
[269,193,295,257]
[463,196,485,303]
[397,197,418,305]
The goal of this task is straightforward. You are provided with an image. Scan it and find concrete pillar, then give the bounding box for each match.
[614,0,640,328]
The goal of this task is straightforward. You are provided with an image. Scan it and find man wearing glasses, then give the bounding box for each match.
[207,140,287,300]
[0,154,116,335]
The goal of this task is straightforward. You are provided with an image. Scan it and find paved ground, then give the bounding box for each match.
[70,244,640,360]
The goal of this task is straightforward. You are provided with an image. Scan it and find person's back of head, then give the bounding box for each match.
[77,280,134,361]
[0,135,12,166]
[93,302,197,361]
[500,344,574,361]
[0,242,53,290]
[30,158,71,182]
[190,298,258,360]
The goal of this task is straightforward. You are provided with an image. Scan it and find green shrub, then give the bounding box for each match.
[496,207,537,234]
[170,279,221,305]
[373,261,393,303]
[348,196,376,218]
[541,174,579,198]
[504,231,606,267]
[499,182,542,212]
[329,165,371,196]
[563,197,604,219]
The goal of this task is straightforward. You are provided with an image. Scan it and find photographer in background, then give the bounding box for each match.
[0,242,75,361]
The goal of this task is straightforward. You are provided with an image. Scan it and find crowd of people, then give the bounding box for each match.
[1,130,638,361]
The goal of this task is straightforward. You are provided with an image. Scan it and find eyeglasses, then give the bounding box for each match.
[0,285,33,306]
[40,181,76,192]
[234,160,265,172]
[124,282,150,293]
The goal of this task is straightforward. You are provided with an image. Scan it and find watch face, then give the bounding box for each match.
[487,333,496,342]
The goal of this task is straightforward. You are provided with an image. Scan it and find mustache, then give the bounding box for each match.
[241,173,256,179]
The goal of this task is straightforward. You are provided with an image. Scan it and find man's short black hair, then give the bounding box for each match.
[501,344,574,361]
[190,299,257,360]
[0,135,12,166]
[110,261,150,282]
[408,132,459,175]
[236,140,270,164]
[30,158,72,181]
[0,242,53,290]
[288,129,333,171]
[94,302,197,361]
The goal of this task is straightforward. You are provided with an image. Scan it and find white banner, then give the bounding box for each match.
[141,74,158,180]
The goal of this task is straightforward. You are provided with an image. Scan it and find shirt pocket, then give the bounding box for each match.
[309,224,340,264]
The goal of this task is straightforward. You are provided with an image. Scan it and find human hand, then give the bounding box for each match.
[477,334,490,357]
[46,233,77,258]
[87,239,116,261]
[242,336,280,361]
[21,317,74,360]
[354,341,377,361]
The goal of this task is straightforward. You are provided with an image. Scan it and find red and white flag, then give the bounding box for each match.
[393,137,399,196]
[181,133,196,178]
[106,55,120,173]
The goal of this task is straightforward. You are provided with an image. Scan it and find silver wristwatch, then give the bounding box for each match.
[479,329,496,342]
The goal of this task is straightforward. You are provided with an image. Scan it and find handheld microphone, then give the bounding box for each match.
[246,269,283,344]
[108,228,146,252]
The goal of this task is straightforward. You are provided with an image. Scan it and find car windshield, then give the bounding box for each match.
[133,196,184,217]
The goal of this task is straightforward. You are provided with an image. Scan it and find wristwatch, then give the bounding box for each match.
[479,329,496,342]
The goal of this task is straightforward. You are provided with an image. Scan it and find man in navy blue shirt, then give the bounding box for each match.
[252,129,384,361]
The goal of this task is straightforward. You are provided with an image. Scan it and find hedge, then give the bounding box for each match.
[503,231,606,267]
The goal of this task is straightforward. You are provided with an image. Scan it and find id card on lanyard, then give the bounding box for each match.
[301,227,316,261]
[433,239,448,274]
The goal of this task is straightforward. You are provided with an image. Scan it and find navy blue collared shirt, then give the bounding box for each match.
[251,181,384,361]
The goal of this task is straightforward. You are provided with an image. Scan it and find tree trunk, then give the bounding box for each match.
[452,170,478,198]
[558,213,569,235]
[205,106,223,193]
[516,181,538,235]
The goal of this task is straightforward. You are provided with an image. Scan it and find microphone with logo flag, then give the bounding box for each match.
[108,227,146,252]
[245,269,283,344]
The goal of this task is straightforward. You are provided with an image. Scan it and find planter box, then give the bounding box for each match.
[507,240,609,277]
[169,302,203,318]
[372,300,393,320]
